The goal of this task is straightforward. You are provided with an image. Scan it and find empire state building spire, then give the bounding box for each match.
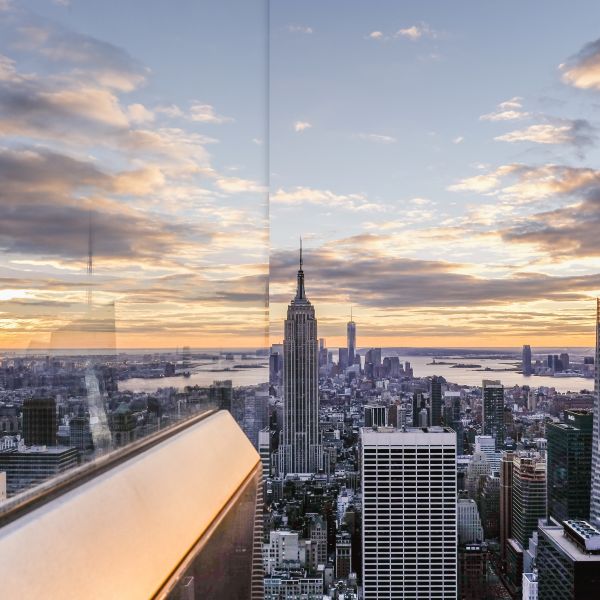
[295,238,306,300]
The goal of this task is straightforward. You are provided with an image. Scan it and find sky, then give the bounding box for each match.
[0,0,268,350]
[269,0,600,349]
[2,1,600,350]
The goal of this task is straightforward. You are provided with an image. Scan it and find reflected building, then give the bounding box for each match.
[22,398,57,447]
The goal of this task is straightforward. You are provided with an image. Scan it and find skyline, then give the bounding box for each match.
[2,1,600,350]
[270,0,600,348]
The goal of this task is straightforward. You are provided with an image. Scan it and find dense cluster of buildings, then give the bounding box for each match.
[3,257,600,599]
[258,258,600,599]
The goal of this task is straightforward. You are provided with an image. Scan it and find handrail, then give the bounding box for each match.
[0,406,218,528]
[153,462,261,599]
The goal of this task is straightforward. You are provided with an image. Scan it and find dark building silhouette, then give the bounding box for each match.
[482,380,504,450]
[22,398,57,446]
[522,345,532,375]
[430,376,442,426]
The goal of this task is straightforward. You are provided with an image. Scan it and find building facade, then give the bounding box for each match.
[538,520,600,599]
[278,248,322,475]
[361,426,457,599]
[22,397,57,447]
[482,380,504,450]
[591,298,600,527]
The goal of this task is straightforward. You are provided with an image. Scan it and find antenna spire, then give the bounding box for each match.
[87,211,93,308]
[295,237,306,300]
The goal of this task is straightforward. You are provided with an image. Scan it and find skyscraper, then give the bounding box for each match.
[538,520,600,599]
[512,453,546,549]
[482,380,505,450]
[361,426,457,599]
[430,376,442,426]
[22,398,57,447]
[522,345,532,376]
[591,298,600,527]
[278,245,322,474]
[500,451,514,572]
[347,309,356,367]
[547,410,592,524]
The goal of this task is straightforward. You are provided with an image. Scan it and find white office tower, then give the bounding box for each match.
[457,498,484,544]
[361,426,457,599]
[591,298,600,527]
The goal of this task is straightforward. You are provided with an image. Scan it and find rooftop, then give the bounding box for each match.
[540,523,600,561]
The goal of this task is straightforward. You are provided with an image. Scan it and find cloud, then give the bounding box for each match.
[367,23,437,43]
[560,38,600,90]
[494,118,595,149]
[355,133,396,144]
[155,104,184,118]
[127,103,155,124]
[189,102,233,124]
[288,25,313,34]
[500,169,600,257]
[15,21,147,92]
[215,176,265,194]
[272,186,383,212]
[453,136,464,144]
[448,165,518,193]
[0,147,205,263]
[480,97,529,121]
[395,23,437,41]
[294,120,312,132]
[270,243,600,309]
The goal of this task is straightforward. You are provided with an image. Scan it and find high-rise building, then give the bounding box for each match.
[538,520,600,599]
[458,543,488,600]
[430,376,442,426]
[522,345,532,376]
[479,475,500,539]
[338,347,349,371]
[0,445,79,496]
[512,453,546,549]
[522,572,538,600]
[591,297,600,527]
[500,451,515,571]
[457,498,484,544]
[347,310,356,368]
[505,452,546,593]
[258,427,271,480]
[465,451,491,502]
[364,405,387,428]
[361,426,457,599]
[546,409,592,524]
[278,246,322,475]
[482,380,505,450]
[335,532,352,579]
[22,398,57,447]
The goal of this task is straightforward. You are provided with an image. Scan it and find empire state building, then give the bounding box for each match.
[279,245,322,474]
